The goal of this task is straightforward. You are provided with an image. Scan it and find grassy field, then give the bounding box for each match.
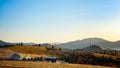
[1,46,63,57]
[3,46,47,54]
[0,61,113,68]
[0,46,119,67]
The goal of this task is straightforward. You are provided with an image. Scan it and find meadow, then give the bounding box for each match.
[0,61,113,68]
[1,46,120,67]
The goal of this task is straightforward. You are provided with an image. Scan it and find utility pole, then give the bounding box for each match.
[90,39,92,52]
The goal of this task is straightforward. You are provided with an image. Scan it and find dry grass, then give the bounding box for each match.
[1,46,63,57]
[2,46,48,55]
[0,49,15,59]
[92,53,119,60]
[0,61,114,68]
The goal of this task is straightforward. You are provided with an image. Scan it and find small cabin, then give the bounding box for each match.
[10,53,21,60]
[45,57,57,62]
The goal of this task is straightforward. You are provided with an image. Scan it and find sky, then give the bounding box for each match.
[0,0,120,43]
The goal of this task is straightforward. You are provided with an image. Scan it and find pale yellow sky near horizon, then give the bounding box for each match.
[0,0,120,43]
[1,18,120,43]
[1,17,120,43]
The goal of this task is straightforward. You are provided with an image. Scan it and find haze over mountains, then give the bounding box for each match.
[0,38,120,50]
[0,40,35,46]
[0,40,11,46]
[59,38,120,50]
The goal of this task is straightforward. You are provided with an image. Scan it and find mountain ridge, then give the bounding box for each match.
[0,38,120,50]
[59,38,120,50]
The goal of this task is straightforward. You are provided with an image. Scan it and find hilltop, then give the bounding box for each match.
[59,38,120,50]
[1,38,120,50]
[1,45,63,57]
[81,45,104,52]
[0,40,12,46]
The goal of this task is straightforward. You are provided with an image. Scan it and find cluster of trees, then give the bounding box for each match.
[102,51,120,56]
[2,42,62,52]
[16,43,23,46]
[0,45,13,48]
[34,43,62,51]
[63,52,120,67]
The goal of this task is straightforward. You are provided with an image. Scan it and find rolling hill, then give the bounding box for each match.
[81,45,104,52]
[1,46,63,57]
[59,38,120,50]
[0,40,36,46]
[0,40,12,46]
[1,38,120,50]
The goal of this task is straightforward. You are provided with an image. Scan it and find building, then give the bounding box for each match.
[10,53,21,60]
[44,57,57,62]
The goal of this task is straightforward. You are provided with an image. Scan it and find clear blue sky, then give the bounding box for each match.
[0,0,120,43]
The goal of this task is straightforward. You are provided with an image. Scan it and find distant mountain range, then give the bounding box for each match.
[59,38,120,50]
[0,38,120,50]
[0,40,36,46]
[0,40,12,46]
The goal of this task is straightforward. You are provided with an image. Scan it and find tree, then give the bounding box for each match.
[52,45,54,48]
[20,42,23,46]
[59,47,62,51]
[38,44,41,46]
[22,58,26,61]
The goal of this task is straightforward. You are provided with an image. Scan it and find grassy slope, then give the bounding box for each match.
[0,46,119,67]
[0,61,113,68]
[1,46,63,57]
[3,46,47,54]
